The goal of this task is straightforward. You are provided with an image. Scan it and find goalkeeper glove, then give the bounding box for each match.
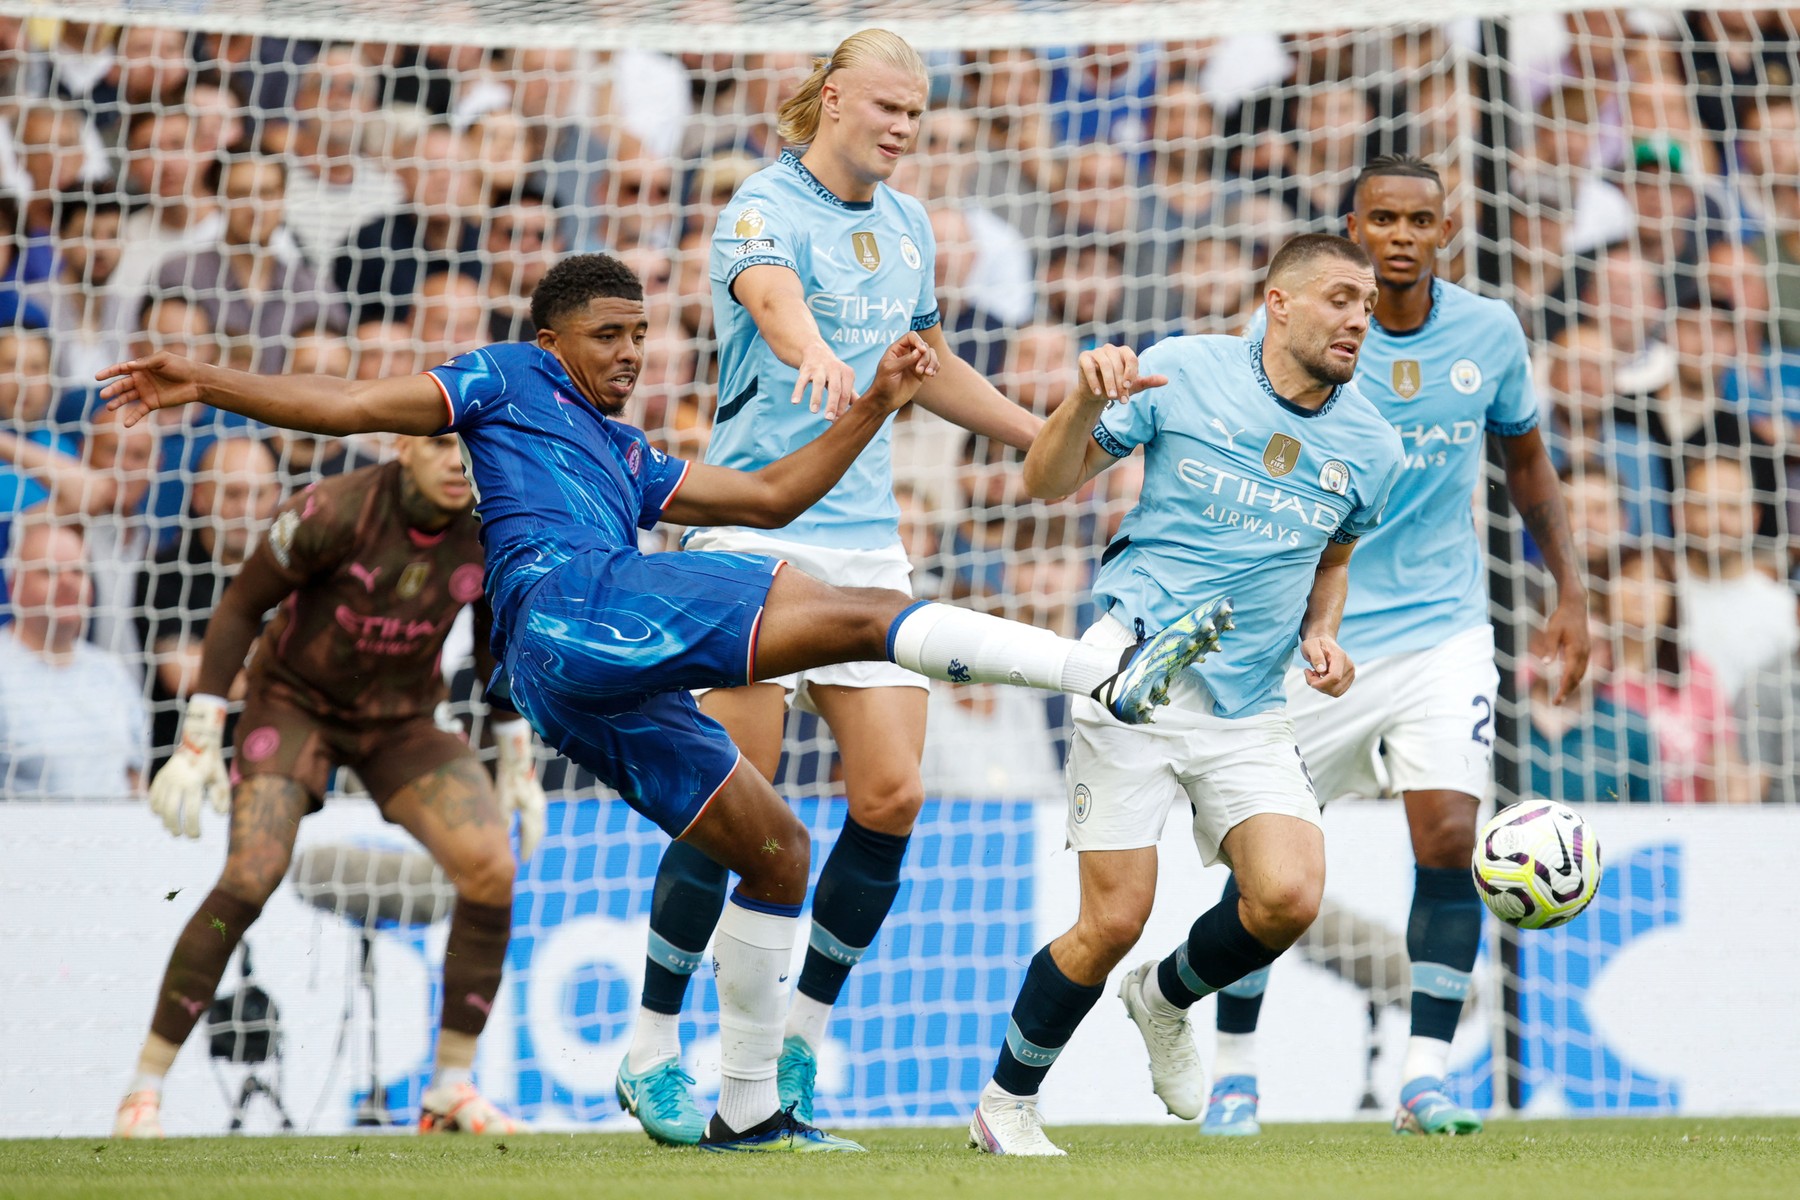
[149,694,231,838]
[492,717,547,861]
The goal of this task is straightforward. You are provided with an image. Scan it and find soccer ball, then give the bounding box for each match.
[1470,800,1602,930]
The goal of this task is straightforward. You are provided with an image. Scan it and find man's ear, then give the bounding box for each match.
[534,325,557,352]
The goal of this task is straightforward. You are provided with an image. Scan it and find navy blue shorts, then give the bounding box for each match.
[504,548,783,835]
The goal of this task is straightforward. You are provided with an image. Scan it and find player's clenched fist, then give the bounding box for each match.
[148,694,232,838]
[864,331,939,415]
[1300,635,1356,698]
[1072,344,1168,409]
[492,718,548,861]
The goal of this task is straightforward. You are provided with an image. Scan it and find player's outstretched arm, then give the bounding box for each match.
[1021,344,1166,500]
[663,333,937,529]
[147,549,299,838]
[1299,539,1357,698]
[97,352,446,437]
[911,322,1043,450]
[734,263,861,418]
[1501,428,1591,706]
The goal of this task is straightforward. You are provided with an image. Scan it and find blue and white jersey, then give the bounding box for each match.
[1092,335,1405,719]
[705,149,940,549]
[1252,280,1539,659]
[428,342,690,651]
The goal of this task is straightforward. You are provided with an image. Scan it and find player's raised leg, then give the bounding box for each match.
[377,755,522,1135]
[617,686,777,1147]
[777,685,927,1120]
[1392,788,1484,1136]
[971,846,1160,1156]
[1121,814,1323,1126]
[750,566,1234,723]
[115,776,309,1138]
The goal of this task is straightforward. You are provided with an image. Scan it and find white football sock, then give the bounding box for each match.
[1214,1031,1259,1080]
[627,1008,682,1073]
[430,1066,472,1092]
[1144,965,1187,1018]
[713,898,797,1131]
[888,603,1116,696]
[129,1072,165,1097]
[785,992,832,1051]
[1401,1035,1452,1085]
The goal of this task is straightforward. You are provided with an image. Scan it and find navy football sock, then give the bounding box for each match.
[991,947,1104,1096]
[797,817,911,1005]
[1156,891,1282,1010]
[1211,875,1269,1033]
[1407,865,1483,1043]
[641,840,730,1015]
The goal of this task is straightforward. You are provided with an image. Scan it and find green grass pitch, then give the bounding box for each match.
[6,1120,1799,1200]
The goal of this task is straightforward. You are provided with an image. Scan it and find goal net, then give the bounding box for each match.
[2,0,1797,1134]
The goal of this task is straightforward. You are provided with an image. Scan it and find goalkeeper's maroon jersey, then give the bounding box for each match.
[244,460,484,722]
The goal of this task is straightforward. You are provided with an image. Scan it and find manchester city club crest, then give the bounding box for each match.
[852,230,881,272]
[734,208,764,238]
[1450,358,1483,394]
[397,562,431,600]
[900,233,922,269]
[1319,459,1350,495]
[1392,359,1422,400]
[1073,783,1092,824]
[1262,433,1302,478]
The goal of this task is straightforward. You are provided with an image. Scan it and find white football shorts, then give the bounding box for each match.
[684,526,928,711]
[1285,622,1499,803]
[1064,613,1322,868]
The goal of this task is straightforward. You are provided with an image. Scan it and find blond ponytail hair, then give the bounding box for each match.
[776,28,928,147]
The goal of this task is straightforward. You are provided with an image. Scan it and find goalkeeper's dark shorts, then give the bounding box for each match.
[231,688,469,811]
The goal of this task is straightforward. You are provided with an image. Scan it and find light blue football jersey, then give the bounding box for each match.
[704,150,940,549]
[1093,335,1405,719]
[1250,280,1539,659]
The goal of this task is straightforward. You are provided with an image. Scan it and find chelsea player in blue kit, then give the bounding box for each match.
[1200,157,1591,1138]
[618,30,1046,1145]
[98,254,1229,1153]
[969,235,1405,1156]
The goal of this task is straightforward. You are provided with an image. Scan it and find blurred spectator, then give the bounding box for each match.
[1041,242,1130,350]
[413,267,488,365]
[1741,635,1800,806]
[1625,138,1730,304]
[956,48,1058,242]
[278,42,404,265]
[930,205,1006,378]
[671,226,712,340]
[46,196,126,393]
[583,131,678,254]
[1677,455,1800,700]
[1512,84,1632,257]
[335,118,481,324]
[194,32,314,130]
[1738,94,1800,350]
[0,519,148,799]
[482,184,559,342]
[135,437,279,771]
[1585,245,1674,399]
[1561,461,1630,583]
[351,316,420,380]
[1,99,93,238]
[1139,81,1225,292]
[1174,235,1259,335]
[461,107,533,203]
[1047,42,1159,148]
[1541,319,1669,540]
[1526,654,1659,804]
[156,150,347,374]
[999,324,1077,418]
[1599,545,1760,803]
[75,406,160,663]
[108,108,221,332]
[891,107,1035,327]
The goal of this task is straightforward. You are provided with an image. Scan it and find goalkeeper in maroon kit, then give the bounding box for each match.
[113,435,547,1138]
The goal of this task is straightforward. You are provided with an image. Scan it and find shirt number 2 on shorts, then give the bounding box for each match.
[1470,695,1494,747]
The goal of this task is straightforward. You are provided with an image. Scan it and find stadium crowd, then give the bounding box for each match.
[2,10,1798,803]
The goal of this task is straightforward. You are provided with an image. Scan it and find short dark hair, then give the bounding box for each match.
[55,192,123,236]
[1352,154,1443,205]
[1265,234,1371,291]
[529,254,644,331]
[202,145,284,196]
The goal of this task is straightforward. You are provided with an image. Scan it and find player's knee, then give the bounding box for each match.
[1082,904,1150,961]
[850,775,925,836]
[216,862,283,912]
[1241,875,1321,949]
[1414,807,1479,869]
[453,847,517,907]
